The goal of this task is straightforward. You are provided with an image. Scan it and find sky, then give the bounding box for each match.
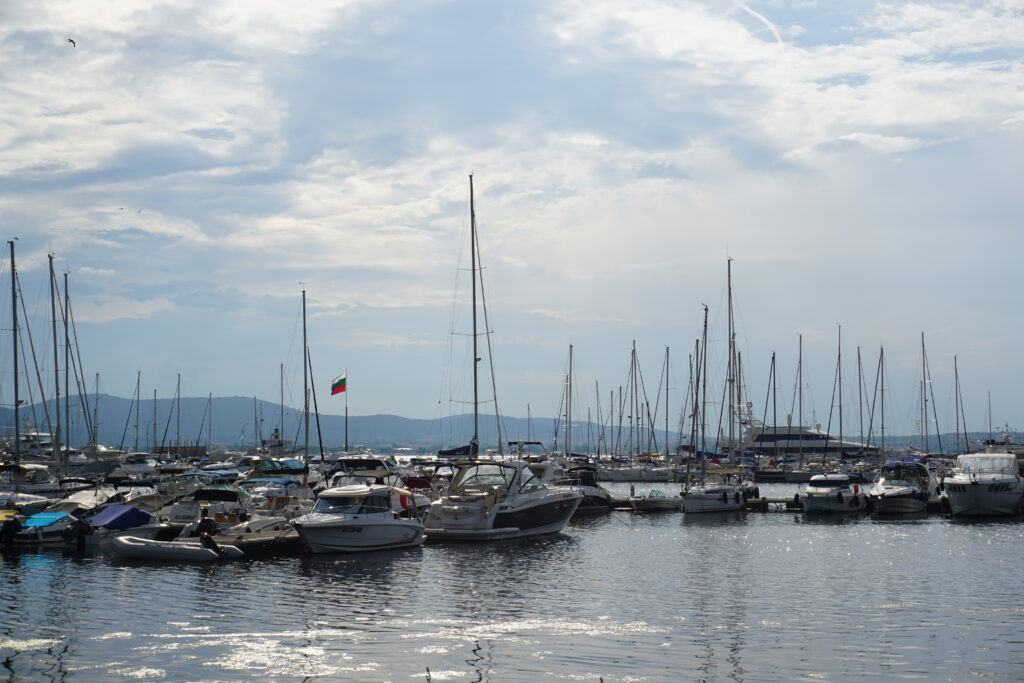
[1,0,1023,443]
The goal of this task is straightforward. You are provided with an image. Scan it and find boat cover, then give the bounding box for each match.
[23,512,70,527]
[87,504,152,530]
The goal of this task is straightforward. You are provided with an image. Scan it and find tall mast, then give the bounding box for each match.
[151,388,157,453]
[857,346,864,455]
[567,344,573,458]
[838,324,843,460]
[279,362,284,441]
[175,373,181,456]
[726,257,735,452]
[954,356,962,454]
[302,288,309,459]
[94,373,100,447]
[880,347,886,454]
[469,174,479,452]
[798,334,803,468]
[921,332,928,453]
[63,271,70,448]
[134,371,140,451]
[9,241,19,465]
[48,254,62,472]
[665,346,670,457]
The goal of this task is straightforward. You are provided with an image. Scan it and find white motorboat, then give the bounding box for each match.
[682,481,745,513]
[942,453,1024,516]
[291,484,425,553]
[629,488,681,512]
[801,473,868,514]
[424,460,582,541]
[111,535,244,562]
[868,457,937,515]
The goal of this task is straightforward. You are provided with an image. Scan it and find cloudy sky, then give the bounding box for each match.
[2,0,1023,443]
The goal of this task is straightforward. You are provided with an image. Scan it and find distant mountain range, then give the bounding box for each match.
[0,394,1005,454]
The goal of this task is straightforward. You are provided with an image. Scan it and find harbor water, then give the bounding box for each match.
[2,483,1023,681]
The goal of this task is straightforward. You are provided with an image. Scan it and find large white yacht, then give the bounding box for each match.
[424,460,581,540]
[745,423,879,458]
[942,453,1023,516]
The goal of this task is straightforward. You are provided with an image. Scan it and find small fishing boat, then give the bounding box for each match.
[629,488,681,512]
[291,484,425,553]
[111,535,245,562]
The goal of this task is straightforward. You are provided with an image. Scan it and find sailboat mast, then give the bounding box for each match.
[469,175,479,451]
[9,241,19,465]
[921,332,928,453]
[838,324,843,459]
[727,258,735,452]
[954,356,962,454]
[279,362,284,442]
[567,344,573,459]
[302,289,309,459]
[94,373,100,447]
[48,254,62,472]
[63,271,70,448]
[175,373,181,456]
[134,371,140,451]
[665,346,669,457]
[880,347,886,454]
[345,368,349,453]
[798,334,803,468]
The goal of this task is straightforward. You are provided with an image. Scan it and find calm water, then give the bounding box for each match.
[3,483,1023,682]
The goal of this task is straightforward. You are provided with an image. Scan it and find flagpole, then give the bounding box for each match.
[344,368,349,453]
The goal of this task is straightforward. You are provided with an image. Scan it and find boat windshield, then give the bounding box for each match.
[880,477,919,488]
[314,493,391,514]
[451,464,514,491]
[957,456,1016,474]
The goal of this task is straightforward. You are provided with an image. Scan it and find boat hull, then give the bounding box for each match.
[683,489,744,513]
[427,493,581,541]
[945,481,1023,516]
[111,535,244,562]
[802,493,868,514]
[293,518,425,553]
[870,493,927,515]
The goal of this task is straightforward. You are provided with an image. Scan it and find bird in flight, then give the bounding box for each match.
[67,38,76,48]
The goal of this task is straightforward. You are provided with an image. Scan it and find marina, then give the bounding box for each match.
[2,481,1023,681]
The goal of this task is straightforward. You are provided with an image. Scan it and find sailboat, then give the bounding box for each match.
[424,176,582,540]
[682,261,748,513]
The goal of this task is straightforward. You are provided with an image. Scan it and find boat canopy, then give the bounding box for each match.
[87,504,151,530]
[193,487,244,502]
[956,454,1017,473]
[23,512,70,528]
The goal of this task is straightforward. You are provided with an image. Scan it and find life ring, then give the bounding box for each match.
[400,494,414,510]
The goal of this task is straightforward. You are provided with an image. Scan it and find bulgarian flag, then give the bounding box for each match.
[331,373,347,395]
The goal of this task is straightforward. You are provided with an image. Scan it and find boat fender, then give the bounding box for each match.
[753,487,760,499]
[853,484,859,495]
[837,491,843,503]
[734,492,740,504]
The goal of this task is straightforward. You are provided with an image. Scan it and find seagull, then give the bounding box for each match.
[67,38,76,48]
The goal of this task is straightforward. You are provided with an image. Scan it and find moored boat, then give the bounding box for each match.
[111,535,244,562]
[942,453,1024,516]
[291,484,425,553]
[801,473,868,514]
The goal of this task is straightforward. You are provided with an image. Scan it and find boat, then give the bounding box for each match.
[868,457,938,514]
[629,488,681,512]
[800,473,868,513]
[564,465,612,514]
[13,511,79,544]
[291,484,425,553]
[942,452,1024,516]
[424,459,581,540]
[111,535,244,562]
[682,475,746,513]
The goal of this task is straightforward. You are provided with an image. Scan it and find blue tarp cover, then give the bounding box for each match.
[23,512,70,528]
[87,504,151,530]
